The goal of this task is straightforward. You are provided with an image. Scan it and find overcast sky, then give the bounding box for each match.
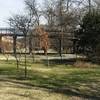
[0,0,25,27]
[0,0,99,28]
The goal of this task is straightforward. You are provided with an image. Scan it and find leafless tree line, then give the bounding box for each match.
[8,0,100,78]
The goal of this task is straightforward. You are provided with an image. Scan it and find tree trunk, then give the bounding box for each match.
[24,36,27,78]
[88,0,91,14]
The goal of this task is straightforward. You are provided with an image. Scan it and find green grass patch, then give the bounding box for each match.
[0,60,100,99]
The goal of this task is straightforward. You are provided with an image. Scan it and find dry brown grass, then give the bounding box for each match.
[0,80,87,100]
[0,79,89,100]
[73,61,98,68]
[0,60,99,100]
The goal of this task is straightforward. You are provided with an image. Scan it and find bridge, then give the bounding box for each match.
[0,28,24,36]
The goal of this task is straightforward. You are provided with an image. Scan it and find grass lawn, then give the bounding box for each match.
[0,60,100,100]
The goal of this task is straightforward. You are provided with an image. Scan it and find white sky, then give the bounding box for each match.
[2,0,99,28]
[0,0,25,27]
[0,0,44,27]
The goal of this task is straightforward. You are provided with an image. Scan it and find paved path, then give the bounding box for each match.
[0,54,85,61]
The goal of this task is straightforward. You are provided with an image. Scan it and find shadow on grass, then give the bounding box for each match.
[0,60,100,100]
[0,74,99,100]
[28,69,100,100]
[0,70,100,99]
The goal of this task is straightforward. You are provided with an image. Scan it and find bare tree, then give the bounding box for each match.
[9,14,33,78]
[8,0,40,78]
[36,26,50,66]
[36,27,49,55]
[42,0,57,27]
[25,0,41,26]
[7,0,98,67]
[24,0,42,63]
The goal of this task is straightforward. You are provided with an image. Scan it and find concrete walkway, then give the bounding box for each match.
[0,54,85,60]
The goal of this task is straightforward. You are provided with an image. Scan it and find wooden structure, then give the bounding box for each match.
[0,28,24,53]
[0,27,78,54]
